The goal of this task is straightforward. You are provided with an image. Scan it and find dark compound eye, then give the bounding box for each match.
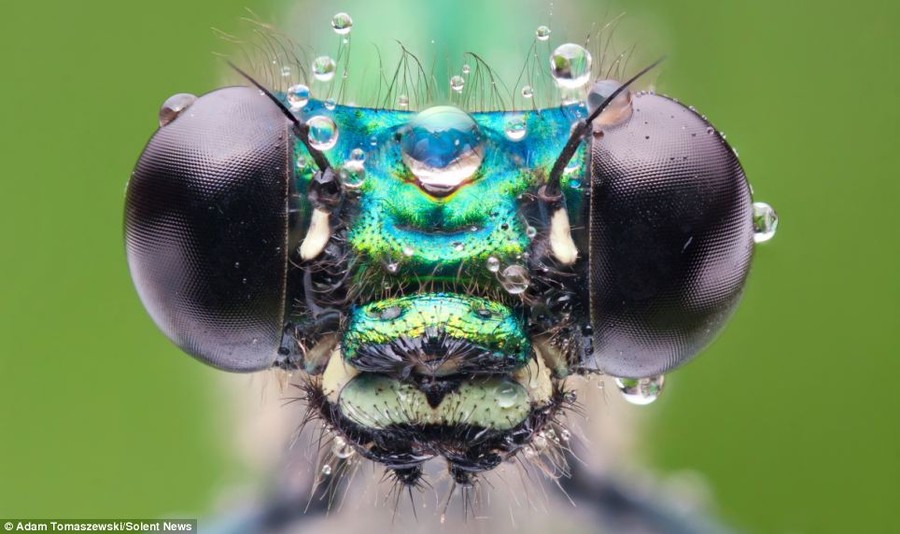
[586,91,755,379]
[124,86,303,372]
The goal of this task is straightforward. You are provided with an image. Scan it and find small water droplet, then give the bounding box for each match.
[706,126,715,135]
[461,63,471,75]
[349,148,366,162]
[312,56,336,82]
[559,429,571,442]
[331,436,355,459]
[615,375,665,405]
[550,43,592,89]
[331,12,353,35]
[397,94,409,109]
[522,446,537,459]
[532,433,548,450]
[752,201,778,243]
[450,75,465,93]
[384,261,399,274]
[295,156,307,170]
[587,79,633,127]
[535,25,551,41]
[339,161,365,189]
[402,246,415,257]
[496,383,519,408]
[158,93,197,127]
[521,85,534,99]
[453,242,465,252]
[280,65,292,78]
[233,262,240,269]
[286,84,310,110]
[499,264,530,295]
[324,98,336,110]
[504,115,527,141]
[486,256,500,272]
[321,464,333,476]
[307,116,338,150]
[525,226,537,238]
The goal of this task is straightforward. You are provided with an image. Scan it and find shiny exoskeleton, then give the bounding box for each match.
[125,76,759,487]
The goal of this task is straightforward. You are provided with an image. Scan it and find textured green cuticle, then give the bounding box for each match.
[342,293,530,364]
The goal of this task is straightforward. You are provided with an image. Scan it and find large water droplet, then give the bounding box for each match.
[400,106,484,195]
[312,56,336,82]
[614,375,665,405]
[286,84,310,110]
[504,115,527,141]
[450,75,465,93]
[535,25,551,41]
[752,201,778,243]
[496,383,520,408]
[499,264,530,294]
[158,93,196,127]
[331,12,353,35]
[307,116,338,150]
[587,79,633,127]
[550,43,592,89]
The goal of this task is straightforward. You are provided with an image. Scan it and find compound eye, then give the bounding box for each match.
[400,106,484,196]
[125,86,296,371]
[587,92,754,379]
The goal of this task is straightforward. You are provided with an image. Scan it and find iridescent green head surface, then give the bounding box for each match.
[126,35,772,489]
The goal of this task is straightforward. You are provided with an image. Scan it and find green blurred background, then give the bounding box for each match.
[1,0,896,532]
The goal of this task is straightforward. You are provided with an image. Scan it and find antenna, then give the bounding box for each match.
[544,57,665,198]
[227,61,332,173]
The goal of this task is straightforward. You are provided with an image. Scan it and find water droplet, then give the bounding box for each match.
[307,116,338,150]
[339,161,365,189]
[295,156,307,170]
[532,433,548,451]
[321,464,333,476]
[499,264,530,295]
[286,84,310,110]
[461,63,471,75]
[453,242,465,252]
[486,256,500,272]
[752,201,778,243]
[525,226,537,238]
[280,65,292,78]
[450,75,465,93]
[158,93,197,127]
[706,126,715,135]
[380,305,401,320]
[496,383,519,408]
[559,429,571,442]
[332,436,355,459]
[397,94,409,109]
[522,446,537,459]
[402,246,415,257]
[550,43,592,89]
[349,148,366,162]
[535,25,551,41]
[504,115,527,141]
[614,375,665,405]
[324,98,336,110]
[331,12,353,35]
[587,80,633,127]
[521,85,534,99]
[384,261,400,274]
[312,56,336,82]
[400,106,484,195]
